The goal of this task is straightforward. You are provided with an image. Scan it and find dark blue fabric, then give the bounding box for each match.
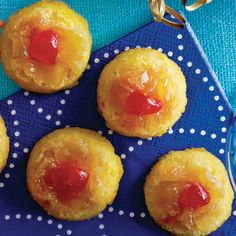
[0,18,235,236]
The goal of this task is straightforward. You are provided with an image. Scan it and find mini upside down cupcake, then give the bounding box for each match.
[97,48,187,138]
[144,148,234,236]
[0,116,10,173]
[0,1,92,93]
[27,128,123,220]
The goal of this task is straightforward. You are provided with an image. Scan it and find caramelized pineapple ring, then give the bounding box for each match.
[97,48,187,138]
[27,128,123,221]
[0,1,92,93]
[144,148,234,236]
[0,117,9,173]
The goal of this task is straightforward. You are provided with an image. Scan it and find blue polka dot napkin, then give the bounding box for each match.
[0,18,235,235]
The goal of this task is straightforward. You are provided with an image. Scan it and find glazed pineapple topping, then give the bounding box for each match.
[125,91,162,115]
[44,162,89,202]
[29,30,58,65]
[179,182,210,211]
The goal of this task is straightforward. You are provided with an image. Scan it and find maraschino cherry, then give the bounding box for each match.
[125,91,162,115]
[29,30,58,65]
[44,162,89,202]
[179,183,210,210]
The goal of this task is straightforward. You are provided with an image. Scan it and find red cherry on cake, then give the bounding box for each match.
[44,162,89,202]
[179,183,210,210]
[125,91,162,115]
[29,30,58,65]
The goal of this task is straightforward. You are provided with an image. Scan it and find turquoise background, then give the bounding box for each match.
[0,0,235,110]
